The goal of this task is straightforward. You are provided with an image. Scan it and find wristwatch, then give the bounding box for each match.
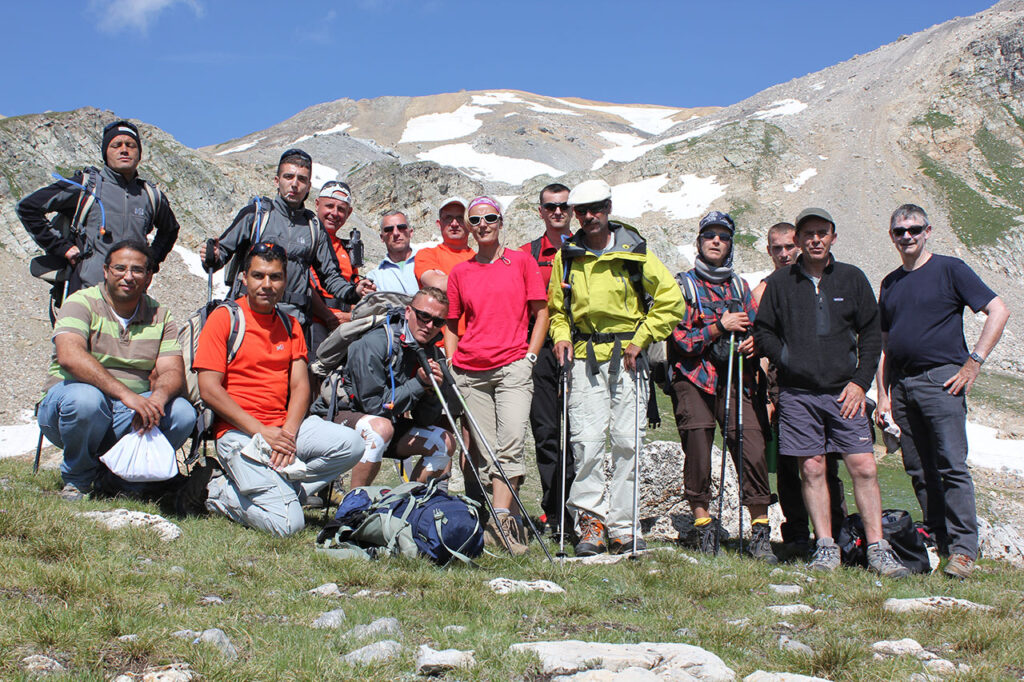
[525,352,538,364]
[969,351,985,365]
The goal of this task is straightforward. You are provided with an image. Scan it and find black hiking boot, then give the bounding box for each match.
[748,522,779,564]
[696,519,720,555]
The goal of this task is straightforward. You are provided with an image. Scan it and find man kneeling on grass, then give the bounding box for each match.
[195,242,362,536]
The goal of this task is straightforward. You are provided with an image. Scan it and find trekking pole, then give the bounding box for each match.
[413,347,514,552]
[736,350,745,556]
[203,238,218,304]
[557,360,570,560]
[437,357,555,564]
[630,359,647,560]
[715,332,737,555]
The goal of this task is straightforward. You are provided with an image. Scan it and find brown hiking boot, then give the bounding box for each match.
[574,514,607,557]
[486,511,528,555]
[943,553,975,579]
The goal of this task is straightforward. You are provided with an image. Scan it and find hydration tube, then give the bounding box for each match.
[51,172,106,236]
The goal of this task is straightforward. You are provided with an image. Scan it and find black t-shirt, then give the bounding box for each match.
[879,254,995,372]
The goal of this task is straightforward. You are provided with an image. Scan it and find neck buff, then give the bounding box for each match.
[694,241,734,283]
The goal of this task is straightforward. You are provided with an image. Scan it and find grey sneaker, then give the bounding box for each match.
[58,483,89,501]
[695,519,719,555]
[866,539,910,579]
[943,553,975,579]
[748,523,779,564]
[808,537,841,571]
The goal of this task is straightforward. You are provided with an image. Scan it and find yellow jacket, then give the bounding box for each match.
[548,222,685,362]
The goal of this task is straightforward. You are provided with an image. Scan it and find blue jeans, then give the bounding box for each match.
[206,416,362,537]
[37,381,197,490]
[891,363,976,558]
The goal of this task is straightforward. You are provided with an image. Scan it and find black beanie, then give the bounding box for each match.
[101,120,142,164]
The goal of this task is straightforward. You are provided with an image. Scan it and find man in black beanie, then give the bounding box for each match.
[18,119,181,293]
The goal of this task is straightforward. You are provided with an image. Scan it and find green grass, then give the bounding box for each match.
[3,460,1024,680]
[911,111,956,130]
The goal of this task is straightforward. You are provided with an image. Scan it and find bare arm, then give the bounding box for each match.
[443,320,459,361]
[945,295,1011,395]
[875,333,891,426]
[527,300,548,356]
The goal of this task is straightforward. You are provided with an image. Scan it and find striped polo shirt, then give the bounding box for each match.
[44,285,181,395]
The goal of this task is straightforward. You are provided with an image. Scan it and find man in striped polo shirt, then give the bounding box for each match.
[37,240,197,500]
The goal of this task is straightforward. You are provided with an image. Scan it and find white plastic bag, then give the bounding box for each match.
[99,428,178,482]
[240,433,308,480]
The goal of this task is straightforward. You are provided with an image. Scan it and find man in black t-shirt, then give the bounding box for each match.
[875,204,1009,580]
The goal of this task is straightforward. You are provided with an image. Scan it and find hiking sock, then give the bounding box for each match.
[694,517,713,527]
[494,508,510,516]
[751,518,769,526]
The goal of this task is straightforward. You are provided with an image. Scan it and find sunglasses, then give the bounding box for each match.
[249,241,287,258]
[573,201,609,216]
[541,202,569,212]
[382,223,410,234]
[891,224,927,238]
[411,307,446,328]
[467,213,501,226]
[699,231,733,242]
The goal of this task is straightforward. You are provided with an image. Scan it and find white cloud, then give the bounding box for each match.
[92,0,203,33]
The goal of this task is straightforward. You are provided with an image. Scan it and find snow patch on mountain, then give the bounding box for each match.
[554,99,685,135]
[417,143,564,185]
[312,162,339,187]
[215,138,262,156]
[750,98,808,120]
[400,104,491,143]
[784,168,818,192]
[291,122,351,146]
[611,174,726,219]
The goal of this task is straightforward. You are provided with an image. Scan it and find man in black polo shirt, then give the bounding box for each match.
[875,204,1009,579]
[755,208,908,578]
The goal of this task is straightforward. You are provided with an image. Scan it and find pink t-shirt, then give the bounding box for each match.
[447,248,546,371]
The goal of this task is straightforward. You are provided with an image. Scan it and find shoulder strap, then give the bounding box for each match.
[530,237,543,262]
[217,301,246,365]
[70,167,101,236]
[141,180,162,215]
[677,272,705,320]
[624,259,651,315]
[249,196,272,244]
[309,215,318,248]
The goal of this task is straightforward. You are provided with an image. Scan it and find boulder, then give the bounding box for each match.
[509,641,734,680]
[883,596,993,613]
[311,608,347,629]
[416,644,475,675]
[489,578,565,594]
[75,509,181,542]
[345,617,401,640]
[308,582,343,598]
[870,639,924,657]
[778,636,814,656]
[978,517,1024,567]
[194,628,238,659]
[112,663,195,681]
[20,655,65,676]
[342,639,402,665]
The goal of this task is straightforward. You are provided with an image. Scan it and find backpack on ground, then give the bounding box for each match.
[315,479,485,566]
[836,509,933,574]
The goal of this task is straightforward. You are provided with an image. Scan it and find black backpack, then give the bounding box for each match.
[837,509,933,574]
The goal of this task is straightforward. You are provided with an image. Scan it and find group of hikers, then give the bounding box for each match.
[17,120,1010,580]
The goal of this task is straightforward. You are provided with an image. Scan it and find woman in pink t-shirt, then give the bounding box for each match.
[445,196,549,554]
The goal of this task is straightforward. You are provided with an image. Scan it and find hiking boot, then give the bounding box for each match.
[748,523,779,564]
[58,483,89,501]
[486,511,528,555]
[783,539,811,560]
[695,519,720,555]
[943,553,975,580]
[867,539,910,578]
[574,514,607,557]
[173,463,213,516]
[609,536,647,555]
[808,537,841,572]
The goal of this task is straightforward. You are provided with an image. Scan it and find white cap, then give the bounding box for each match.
[318,181,352,204]
[438,196,468,214]
[568,179,612,205]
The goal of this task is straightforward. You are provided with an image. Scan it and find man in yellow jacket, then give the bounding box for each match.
[549,179,685,556]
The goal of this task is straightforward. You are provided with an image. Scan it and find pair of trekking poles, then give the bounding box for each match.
[714,331,746,556]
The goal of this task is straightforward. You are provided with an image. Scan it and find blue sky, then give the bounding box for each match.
[1,0,994,148]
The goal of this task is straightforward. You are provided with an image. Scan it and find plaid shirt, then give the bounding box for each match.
[669,270,757,395]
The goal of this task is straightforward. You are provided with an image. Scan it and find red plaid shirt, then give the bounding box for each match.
[669,270,757,395]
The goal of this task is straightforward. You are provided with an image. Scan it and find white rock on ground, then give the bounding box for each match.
[345,617,401,639]
[117,634,139,642]
[171,629,200,639]
[342,639,403,665]
[194,628,238,659]
[554,667,661,681]
[308,582,343,598]
[489,578,565,594]
[978,517,1024,567]
[768,584,802,595]
[112,663,195,681]
[198,594,223,605]
[871,638,924,657]
[744,673,833,682]
[443,625,467,634]
[75,509,181,542]
[20,655,66,675]
[508,641,734,680]
[416,644,476,675]
[767,605,813,616]
[311,608,347,629]
[883,596,994,613]
[778,636,814,656]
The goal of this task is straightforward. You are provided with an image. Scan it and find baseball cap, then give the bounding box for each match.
[318,180,352,204]
[568,179,612,205]
[698,210,735,234]
[795,207,835,230]
[438,196,468,213]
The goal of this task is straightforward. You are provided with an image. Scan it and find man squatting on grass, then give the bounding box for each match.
[754,208,909,578]
[195,242,363,537]
[875,204,1009,580]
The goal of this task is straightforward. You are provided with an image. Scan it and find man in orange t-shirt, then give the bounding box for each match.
[415,196,474,339]
[195,242,362,536]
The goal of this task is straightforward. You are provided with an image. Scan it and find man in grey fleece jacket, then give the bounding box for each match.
[754,207,907,578]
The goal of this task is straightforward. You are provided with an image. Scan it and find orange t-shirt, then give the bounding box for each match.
[311,233,357,322]
[193,298,308,438]
[415,242,475,339]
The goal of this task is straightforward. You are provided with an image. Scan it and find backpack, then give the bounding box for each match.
[223,196,318,298]
[836,509,933,574]
[310,291,413,379]
[315,479,485,566]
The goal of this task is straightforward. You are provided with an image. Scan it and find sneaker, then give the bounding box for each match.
[748,523,779,564]
[58,483,89,501]
[867,539,910,578]
[695,519,719,555]
[943,553,975,579]
[574,514,607,557]
[808,537,841,571]
[609,536,647,555]
[488,511,528,556]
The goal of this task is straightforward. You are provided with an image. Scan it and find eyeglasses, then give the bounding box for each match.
[541,202,569,212]
[467,214,501,226]
[249,241,287,258]
[891,224,927,238]
[411,307,446,328]
[107,264,148,276]
[699,231,733,242]
[382,223,410,234]
[572,201,608,216]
